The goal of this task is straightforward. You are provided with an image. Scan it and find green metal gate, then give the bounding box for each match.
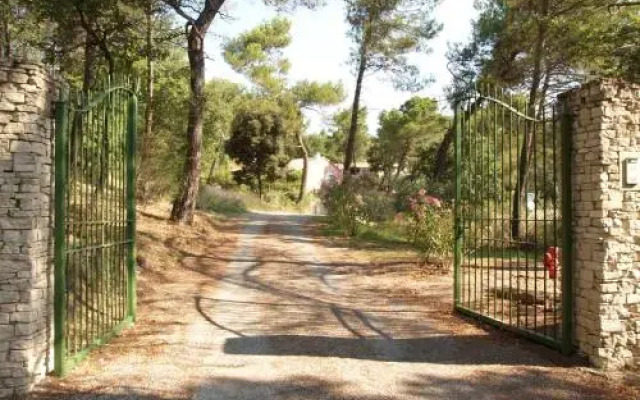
[54,79,138,375]
[453,86,573,352]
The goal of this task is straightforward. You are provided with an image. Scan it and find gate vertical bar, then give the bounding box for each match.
[454,106,463,305]
[126,92,137,321]
[54,96,69,376]
[560,99,574,354]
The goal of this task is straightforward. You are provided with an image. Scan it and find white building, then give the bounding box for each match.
[287,154,341,193]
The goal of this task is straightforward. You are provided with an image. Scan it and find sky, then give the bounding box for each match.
[203,0,479,135]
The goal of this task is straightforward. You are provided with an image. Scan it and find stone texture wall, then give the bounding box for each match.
[0,61,61,398]
[564,79,640,370]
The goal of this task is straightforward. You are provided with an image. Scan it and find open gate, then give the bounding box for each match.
[53,79,138,375]
[453,87,573,352]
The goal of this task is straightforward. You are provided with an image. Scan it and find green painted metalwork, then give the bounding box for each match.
[126,93,137,322]
[54,96,69,376]
[560,99,574,355]
[454,86,572,351]
[53,78,138,375]
[454,105,463,305]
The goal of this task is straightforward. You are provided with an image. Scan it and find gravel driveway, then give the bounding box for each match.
[33,211,637,400]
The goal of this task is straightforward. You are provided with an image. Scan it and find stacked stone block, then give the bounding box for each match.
[564,79,640,369]
[0,61,60,398]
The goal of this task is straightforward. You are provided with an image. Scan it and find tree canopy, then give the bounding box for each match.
[223,16,344,201]
[226,105,290,199]
[368,97,449,189]
[342,0,442,172]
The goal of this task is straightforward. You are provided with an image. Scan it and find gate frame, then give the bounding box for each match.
[53,84,138,376]
[452,91,574,354]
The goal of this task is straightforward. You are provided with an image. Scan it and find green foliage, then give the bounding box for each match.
[222,16,345,205]
[405,190,453,264]
[224,17,292,92]
[343,0,441,172]
[590,7,640,82]
[345,0,442,91]
[320,175,453,265]
[30,0,157,78]
[292,80,345,107]
[225,104,291,198]
[410,144,454,199]
[137,51,190,201]
[202,79,247,182]
[450,0,640,98]
[368,96,450,188]
[304,130,331,157]
[320,108,370,163]
[0,0,48,59]
[320,173,393,236]
[199,184,316,214]
[136,54,248,203]
[320,182,364,236]
[197,185,248,215]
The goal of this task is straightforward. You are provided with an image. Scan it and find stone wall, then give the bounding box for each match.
[564,79,640,370]
[0,61,61,398]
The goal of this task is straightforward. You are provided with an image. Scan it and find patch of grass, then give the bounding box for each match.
[241,188,319,214]
[197,186,248,215]
[316,216,412,250]
[358,223,408,245]
[199,184,319,215]
[471,246,541,260]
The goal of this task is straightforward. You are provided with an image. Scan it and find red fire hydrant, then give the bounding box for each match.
[543,247,560,279]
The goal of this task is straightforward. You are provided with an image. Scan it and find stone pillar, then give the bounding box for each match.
[0,62,60,398]
[564,79,640,370]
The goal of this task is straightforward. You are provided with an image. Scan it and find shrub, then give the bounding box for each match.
[406,189,453,266]
[320,181,363,236]
[197,185,247,215]
[360,190,395,224]
[320,173,394,235]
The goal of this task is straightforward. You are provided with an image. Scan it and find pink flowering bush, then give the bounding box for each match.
[406,189,453,266]
[320,173,394,236]
[320,180,364,236]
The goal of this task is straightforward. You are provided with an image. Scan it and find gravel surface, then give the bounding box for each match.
[32,211,638,400]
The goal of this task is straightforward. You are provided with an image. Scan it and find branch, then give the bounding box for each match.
[196,0,225,27]
[609,1,640,10]
[300,104,323,113]
[75,5,98,41]
[218,9,235,21]
[165,1,196,24]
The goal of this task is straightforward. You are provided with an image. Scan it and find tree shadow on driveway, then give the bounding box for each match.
[221,334,570,366]
[32,372,636,400]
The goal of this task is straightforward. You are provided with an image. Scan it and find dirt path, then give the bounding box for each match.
[33,211,637,400]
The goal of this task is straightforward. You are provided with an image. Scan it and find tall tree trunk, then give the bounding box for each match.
[98,42,114,191]
[82,40,96,93]
[76,10,114,191]
[296,132,309,204]
[139,5,155,199]
[537,64,551,115]
[144,7,155,149]
[171,25,207,223]
[381,165,393,192]
[70,40,96,170]
[206,158,217,184]
[257,174,263,201]
[432,97,483,180]
[432,124,454,181]
[511,0,548,240]
[344,37,367,175]
[0,4,10,60]
[393,147,409,186]
[104,47,115,79]
[168,0,221,223]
